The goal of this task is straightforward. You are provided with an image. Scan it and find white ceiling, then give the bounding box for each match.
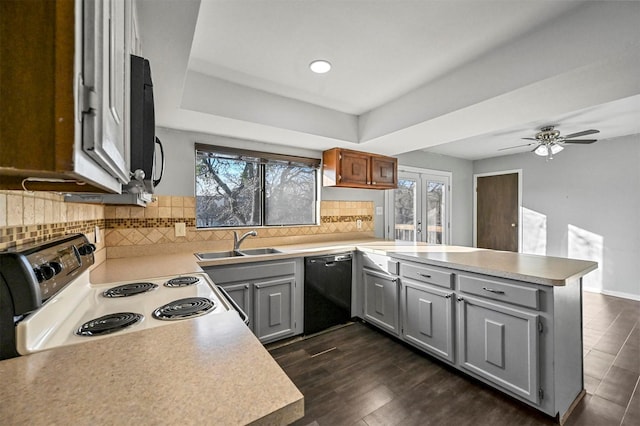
[136,0,640,160]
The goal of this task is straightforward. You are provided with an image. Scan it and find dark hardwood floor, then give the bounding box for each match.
[268,292,639,426]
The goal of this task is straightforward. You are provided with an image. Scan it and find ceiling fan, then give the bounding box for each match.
[500,126,600,160]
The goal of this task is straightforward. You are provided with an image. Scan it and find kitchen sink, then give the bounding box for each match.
[194,248,282,260]
[237,248,282,256]
[194,251,243,260]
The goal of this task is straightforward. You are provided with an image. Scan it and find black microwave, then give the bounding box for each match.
[130,54,164,193]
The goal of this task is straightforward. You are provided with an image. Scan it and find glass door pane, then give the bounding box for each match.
[394,178,417,241]
[425,180,446,244]
[386,168,450,244]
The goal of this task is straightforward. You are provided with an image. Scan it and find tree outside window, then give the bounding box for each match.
[195,147,318,228]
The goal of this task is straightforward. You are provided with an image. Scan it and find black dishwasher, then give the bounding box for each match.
[304,253,353,335]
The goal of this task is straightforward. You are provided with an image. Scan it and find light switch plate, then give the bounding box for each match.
[376,206,383,215]
[175,222,186,237]
[356,219,362,229]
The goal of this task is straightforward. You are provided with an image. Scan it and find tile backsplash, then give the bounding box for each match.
[0,192,374,261]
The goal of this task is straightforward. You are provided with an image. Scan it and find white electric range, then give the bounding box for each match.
[0,234,243,359]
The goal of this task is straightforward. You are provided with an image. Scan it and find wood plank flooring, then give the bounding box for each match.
[267,292,639,426]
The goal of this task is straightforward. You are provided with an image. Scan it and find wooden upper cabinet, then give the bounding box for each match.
[323,148,398,189]
[0,0,131,193]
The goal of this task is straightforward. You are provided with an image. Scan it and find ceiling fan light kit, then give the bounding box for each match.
[505,125,600,160]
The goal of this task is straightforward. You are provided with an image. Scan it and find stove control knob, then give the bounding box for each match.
[78,244,96,256]
[33,267,45,283]
[49,261,63,275]
[40,264,55,281]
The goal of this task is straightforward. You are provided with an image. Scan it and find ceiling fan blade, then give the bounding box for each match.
[521,137,537,141]
[498,143,534,151]
[563,139,598,144]
[564,129,600,139]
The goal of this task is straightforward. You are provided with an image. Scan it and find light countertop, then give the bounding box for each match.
[190,238,597,286]
[0,311,303,425]
[2,238,597,425]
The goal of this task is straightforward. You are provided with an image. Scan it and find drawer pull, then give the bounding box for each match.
[445,293,453,299]
[417,273,432,278]
[483,287,505,294]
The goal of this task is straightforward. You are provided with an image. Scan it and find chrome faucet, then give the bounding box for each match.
[233,230,257,251]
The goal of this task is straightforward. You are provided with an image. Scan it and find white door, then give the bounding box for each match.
[385,168,451,244]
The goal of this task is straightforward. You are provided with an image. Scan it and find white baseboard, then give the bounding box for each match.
[583,287,640,302]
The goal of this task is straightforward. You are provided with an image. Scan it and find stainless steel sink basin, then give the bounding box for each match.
[195,251,243,260]
[238,248,282,256]
[195,248,282,260]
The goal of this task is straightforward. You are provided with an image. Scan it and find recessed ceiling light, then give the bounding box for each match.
[309,60,331,74]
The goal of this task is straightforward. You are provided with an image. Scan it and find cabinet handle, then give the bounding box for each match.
[255,284,261,289]
[244,284,250,289]
[372,181,377,185]
[482,287,505,294]
[417,273,432,278]
[338,174,342,182]
[392,278,398,283]
[457,297,464,302]
[445,293,453,299]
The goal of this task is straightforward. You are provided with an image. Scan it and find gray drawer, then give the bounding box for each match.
[205,260,296,285]
[361,252,399,275]
[458,274,539,310]
[401,262,453,289]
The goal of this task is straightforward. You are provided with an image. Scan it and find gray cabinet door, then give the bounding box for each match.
[363,268,399,335]
[457,295,540,404]
[401,279,455,363]
[222,282,252,331]
[254,276,295,343]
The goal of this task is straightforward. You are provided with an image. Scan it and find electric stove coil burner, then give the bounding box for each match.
[76,312,144,336]
[152,297,215,321]
[164,276,200,287]
[103,282,158,297]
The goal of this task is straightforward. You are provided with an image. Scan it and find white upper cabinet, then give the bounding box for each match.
[80,0,131,186]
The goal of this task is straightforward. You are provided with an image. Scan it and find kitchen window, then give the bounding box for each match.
[195,144,320,228]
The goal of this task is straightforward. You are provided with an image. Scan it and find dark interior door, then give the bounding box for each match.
[476,173,519,252]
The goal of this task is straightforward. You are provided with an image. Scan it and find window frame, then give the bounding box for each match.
[195,143,321,229]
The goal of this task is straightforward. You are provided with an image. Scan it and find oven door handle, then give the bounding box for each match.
[217,286,250,326]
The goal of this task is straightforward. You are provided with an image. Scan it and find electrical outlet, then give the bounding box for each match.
[94,225,101,243]
[376,206,383,215]
[356,219,362,229]
[175,222,186,237]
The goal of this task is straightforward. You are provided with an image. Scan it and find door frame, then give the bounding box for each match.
[384,165,452,243]
[473,169,523,252]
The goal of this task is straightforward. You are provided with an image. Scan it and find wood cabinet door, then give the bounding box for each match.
[254,276,295,343]
[371,155,397,188]
[401,279,454,362]
[363,268,399,335]
[339,150,370,186]
[457,295,540,404]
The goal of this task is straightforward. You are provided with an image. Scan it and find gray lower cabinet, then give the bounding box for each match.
[222,282,252,327]
[401,279,455,363]
[363,267,399,336]
[204,259,302,344]
[254,276,296,342]
[457,294,540,404]
[366,255,585,421]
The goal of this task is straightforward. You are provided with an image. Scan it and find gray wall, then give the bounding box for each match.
[395,151,474,246]
[474,134,640,299]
